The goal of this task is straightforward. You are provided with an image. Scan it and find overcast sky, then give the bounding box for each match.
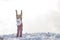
[0,0,60,35]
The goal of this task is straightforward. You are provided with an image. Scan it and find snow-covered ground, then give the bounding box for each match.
[0,32,60,40]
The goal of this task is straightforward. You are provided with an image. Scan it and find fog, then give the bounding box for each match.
[0,0,60,35]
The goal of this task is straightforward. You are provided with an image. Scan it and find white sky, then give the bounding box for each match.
[0,0,60,35]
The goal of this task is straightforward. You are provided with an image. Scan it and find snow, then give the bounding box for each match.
[0,32,60,40]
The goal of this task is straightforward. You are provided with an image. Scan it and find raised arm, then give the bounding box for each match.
[19,10,22,20]
[16,10,19,19]
[20,10,22,16]
[16,10,18,16]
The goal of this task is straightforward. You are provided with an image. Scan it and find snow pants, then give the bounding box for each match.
[17,24,23,37]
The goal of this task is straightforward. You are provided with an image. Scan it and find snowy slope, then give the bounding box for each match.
[0,32,60,40]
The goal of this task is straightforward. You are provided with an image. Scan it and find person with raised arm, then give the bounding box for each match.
[16,10,23,37]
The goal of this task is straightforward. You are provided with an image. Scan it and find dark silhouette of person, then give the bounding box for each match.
[16,10,23,37]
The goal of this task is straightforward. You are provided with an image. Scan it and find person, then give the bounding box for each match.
[16,10,23,37]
